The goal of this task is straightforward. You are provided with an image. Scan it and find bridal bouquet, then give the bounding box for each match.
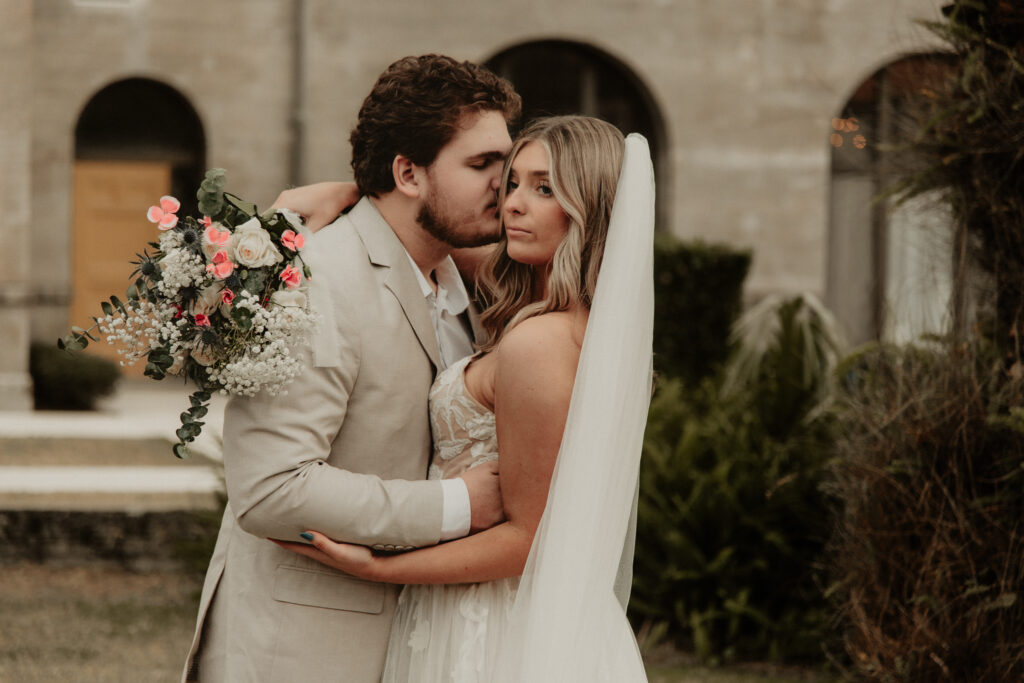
[60,169,317,458]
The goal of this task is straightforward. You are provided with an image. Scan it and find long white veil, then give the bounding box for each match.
[493,133,655,682]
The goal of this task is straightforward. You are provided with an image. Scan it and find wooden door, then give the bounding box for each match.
[70,160,172,376]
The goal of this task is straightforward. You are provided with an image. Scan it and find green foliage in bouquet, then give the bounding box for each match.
[59,169,316,458]
[631,294,842,664]
[828,341,1024,681]
[653,236,751,384]
[29,342,120,410]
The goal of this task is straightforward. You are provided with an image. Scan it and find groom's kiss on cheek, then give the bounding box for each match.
[415,109,512,248]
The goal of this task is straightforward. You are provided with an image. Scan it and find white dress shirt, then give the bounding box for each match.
[404,250,475,540]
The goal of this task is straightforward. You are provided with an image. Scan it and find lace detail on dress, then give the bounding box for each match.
[427,355,498,480]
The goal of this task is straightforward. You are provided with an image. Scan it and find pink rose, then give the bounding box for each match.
[146,195,180,230]
[206,250,235,279]
[202,223,233,260]
[194,313,211,327]
[221,289,235,306]
[281,229,305,252]
[279,265,301,289]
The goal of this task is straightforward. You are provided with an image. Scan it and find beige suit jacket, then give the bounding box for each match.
[183,199,479,682]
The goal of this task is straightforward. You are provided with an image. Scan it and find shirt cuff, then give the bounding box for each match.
[439,478,472,541]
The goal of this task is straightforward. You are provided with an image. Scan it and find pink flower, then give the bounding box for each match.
[201,216,212,229]
[146,196,180,230]
[279,265,301,289]
[280,229,305,252]
[194,313,211,327]
[205,224,231,246]
[220,289,235,305]
[206,250,235,279]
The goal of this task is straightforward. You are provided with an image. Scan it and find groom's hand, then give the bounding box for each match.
[461,461,504,533]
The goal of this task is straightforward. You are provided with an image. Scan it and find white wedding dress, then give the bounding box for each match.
[381,354,517,683]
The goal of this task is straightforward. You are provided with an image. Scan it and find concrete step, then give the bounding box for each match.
[0,380,227,512]
[0,466,223,512]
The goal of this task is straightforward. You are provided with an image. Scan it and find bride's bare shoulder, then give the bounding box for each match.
[495,310,587,382]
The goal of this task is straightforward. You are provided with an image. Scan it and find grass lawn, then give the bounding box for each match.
[0,562,835,682]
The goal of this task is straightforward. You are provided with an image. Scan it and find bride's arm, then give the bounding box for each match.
[276,315,579,583]
[271,181,360,232]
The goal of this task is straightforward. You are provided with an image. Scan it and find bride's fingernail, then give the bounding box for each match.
[300,532,314,541]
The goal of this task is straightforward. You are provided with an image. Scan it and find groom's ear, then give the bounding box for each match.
[392,155,422,200]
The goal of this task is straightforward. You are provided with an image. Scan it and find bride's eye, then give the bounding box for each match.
[507,179,519,192]
[537,183,553,197]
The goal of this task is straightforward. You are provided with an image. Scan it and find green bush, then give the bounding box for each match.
[653,236,751,384]
[828,342,1024,681]
[31,342,120,410]
[632,295,841,663]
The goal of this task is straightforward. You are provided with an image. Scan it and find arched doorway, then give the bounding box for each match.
[71,77,205,373]
[826,54,957,345]
[486,40,668,228]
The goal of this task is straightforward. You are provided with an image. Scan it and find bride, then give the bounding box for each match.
[277,115,655,683]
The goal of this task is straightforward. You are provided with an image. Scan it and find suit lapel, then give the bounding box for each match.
[350,199,441,372]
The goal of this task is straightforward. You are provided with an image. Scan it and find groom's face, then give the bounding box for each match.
[416,109,512,248]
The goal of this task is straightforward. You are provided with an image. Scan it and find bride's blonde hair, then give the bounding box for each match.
[477,116,624,350]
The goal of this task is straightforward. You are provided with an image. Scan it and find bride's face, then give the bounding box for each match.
[502,142,571,267]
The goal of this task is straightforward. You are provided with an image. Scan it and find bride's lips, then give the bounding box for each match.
[505,225,530,238]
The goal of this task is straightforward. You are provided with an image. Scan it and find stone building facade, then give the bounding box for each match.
[0,0,945,409]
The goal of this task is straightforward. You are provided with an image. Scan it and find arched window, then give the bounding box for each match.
[486,40,667,227]
[827,55,957,345]
[75,77,205,216]
[71,78,205,372]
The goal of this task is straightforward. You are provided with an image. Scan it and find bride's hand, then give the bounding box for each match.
[271,531,377,578]
[271,181,360,232]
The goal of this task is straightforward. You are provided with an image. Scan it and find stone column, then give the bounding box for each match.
[0,0,34,410]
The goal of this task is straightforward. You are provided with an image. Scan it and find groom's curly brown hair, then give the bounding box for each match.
[350,55,521,197]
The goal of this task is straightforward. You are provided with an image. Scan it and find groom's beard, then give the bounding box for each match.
[418,189,500,249]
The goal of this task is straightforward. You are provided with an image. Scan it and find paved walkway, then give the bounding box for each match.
[0,380,227,511]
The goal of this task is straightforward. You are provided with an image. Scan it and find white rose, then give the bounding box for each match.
[232,218,283,268]
[190,283,224,317]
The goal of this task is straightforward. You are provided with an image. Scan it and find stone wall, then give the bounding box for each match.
[0,0,947,406]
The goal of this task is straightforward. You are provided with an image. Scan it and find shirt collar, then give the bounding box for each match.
[403,249,470,316]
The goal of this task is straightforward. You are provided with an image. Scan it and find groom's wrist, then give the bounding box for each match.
[438,478,471,541]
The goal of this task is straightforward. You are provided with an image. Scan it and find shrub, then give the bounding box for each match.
[30,342,120,410]
[889,0,1024,352]
[828,342,1024,681]
[653,236,751,384]
[632,294,841,663]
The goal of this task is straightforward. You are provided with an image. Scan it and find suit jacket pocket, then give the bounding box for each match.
[271,564,386,614]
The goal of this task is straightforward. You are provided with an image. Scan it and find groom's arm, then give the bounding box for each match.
[222,334,501,549]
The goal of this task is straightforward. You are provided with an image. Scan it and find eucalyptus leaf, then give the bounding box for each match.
[224,192,257,217]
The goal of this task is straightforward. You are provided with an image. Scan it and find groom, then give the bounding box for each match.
[182,55,522,682]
